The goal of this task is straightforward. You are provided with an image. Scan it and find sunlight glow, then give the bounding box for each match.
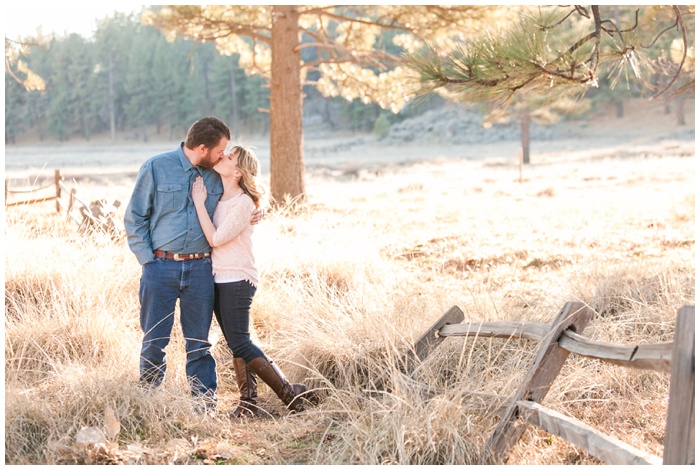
[3,4,143,39]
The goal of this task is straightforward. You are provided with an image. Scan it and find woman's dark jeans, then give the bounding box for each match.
[214,280,266,363]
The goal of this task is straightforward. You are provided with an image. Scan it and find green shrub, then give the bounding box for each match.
[373,114,392,139]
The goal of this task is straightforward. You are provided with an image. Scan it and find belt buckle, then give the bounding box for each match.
[173,253,186,261]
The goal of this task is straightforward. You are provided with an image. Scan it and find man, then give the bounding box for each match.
[124,116,261,409]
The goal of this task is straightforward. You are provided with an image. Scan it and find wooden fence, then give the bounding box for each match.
[5,169,121,235]
[389,302,694,465]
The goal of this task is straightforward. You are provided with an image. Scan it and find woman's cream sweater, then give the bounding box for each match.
[210,192,258,286]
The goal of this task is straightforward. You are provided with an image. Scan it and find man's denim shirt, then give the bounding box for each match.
[124,143,223,265]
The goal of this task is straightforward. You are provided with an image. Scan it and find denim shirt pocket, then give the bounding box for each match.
[157,183,183,211]
[205,188,223,215]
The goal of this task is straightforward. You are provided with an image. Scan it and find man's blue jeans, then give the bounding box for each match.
[138,257,217,398]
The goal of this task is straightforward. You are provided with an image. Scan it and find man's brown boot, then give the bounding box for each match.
[230,357,263,418]
[247,357,309,412]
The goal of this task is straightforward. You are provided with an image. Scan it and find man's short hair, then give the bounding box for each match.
[185,117,231,150]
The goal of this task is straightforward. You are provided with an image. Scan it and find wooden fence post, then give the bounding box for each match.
[54,169,62,213]
[482,301,594,464]
[663,306,695,465]
[373,306,465,393]
[401,305,465,373]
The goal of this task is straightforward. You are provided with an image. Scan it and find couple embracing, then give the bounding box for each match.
[124,117,310,418]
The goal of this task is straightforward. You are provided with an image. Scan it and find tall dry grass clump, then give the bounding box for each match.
[5,152,695,465]
[5,206,229,464]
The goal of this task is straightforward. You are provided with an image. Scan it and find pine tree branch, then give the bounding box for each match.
[5,37,44,49]
[535,6,578,30]
[564,4,604,57]
[640,11,680,49]
[588,6,602,73]
[433,73,504,89]
[564,31,596,57]
[313,9,405,30]
[574,6,590,19]
[297,28,344,66]
[197,22,272,44]
[651,6,688,99]
[528,61,593,83]
[299,5,344,16]
[5,59,26,86]
[600,9,639,35]
[303,57,358,69]
[303,51,399,70]
[298,27,401,69]
[152,7,273,44]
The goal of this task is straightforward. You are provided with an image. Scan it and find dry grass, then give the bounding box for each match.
[4,149,694,465]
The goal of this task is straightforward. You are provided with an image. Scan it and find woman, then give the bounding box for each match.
[191,145,309,418]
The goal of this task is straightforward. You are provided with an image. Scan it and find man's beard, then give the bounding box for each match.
[199,149,220,169]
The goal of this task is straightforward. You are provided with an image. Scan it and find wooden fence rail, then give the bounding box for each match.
[5,169,121,236]
[440,320,673,373]
[5,169,62,208]
[397,302,694,465]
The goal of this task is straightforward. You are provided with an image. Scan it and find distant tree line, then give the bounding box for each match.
[6,7,691,149]
[5,13,269,144]
[5,11,426,145]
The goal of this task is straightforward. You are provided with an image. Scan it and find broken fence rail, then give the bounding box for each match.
[394,303,694,465]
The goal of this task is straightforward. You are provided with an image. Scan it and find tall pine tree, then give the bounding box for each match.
[145,5,506,203]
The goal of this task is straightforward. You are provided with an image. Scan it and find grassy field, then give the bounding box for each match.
[4,147,695,464]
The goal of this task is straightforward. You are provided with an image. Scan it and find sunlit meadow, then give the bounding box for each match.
[4,147,695,464]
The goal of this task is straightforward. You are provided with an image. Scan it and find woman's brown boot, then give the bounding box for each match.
[247,357,308,412]
[230,357,263,418]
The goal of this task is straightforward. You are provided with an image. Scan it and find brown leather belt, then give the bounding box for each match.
[153,250,210,261]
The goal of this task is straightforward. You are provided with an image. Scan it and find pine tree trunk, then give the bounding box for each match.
[521,109,530,165]
[676,97,686,126]
[229,62,239,133]
[270,5,305,204]
[615,100,624,118]
[108,54,116,141]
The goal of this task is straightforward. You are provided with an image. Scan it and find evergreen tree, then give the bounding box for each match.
[66,34,97,140]
[210,53,247,134]
[239,72,269,136]
[5,12,285,145]
[145,5,506,203]
[94,13,139,141]
[151,36,184,139]
[406,5,694,165]
[20,41,53,141]
[124,27,159,142]
[5,73,28,144]
[177,41,218,129]
[46,36,86,141]
[407,6,694,120]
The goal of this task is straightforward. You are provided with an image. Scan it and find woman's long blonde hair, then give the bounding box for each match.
[232,145,265,208]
